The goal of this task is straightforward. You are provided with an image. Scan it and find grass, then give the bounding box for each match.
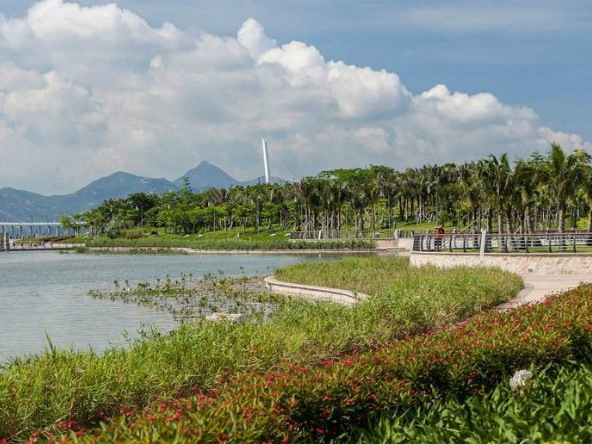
[276,255,521,299]
[0,257,522,441]
[86,236,376,251]
[61,282,592,442]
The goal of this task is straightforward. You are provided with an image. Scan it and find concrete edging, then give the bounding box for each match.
[264,276,369,306]
[410,251,592,275]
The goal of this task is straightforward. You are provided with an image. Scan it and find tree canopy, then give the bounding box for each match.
[67,144,592,237]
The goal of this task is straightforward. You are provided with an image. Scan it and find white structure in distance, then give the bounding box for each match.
[261,137,270,184]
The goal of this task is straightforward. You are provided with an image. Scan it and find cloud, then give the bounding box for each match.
[237,18,276,59]
[0,0,589,195]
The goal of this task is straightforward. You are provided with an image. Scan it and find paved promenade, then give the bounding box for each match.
[497,274,592,310]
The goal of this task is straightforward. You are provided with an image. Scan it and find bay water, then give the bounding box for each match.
[0,251,327,362]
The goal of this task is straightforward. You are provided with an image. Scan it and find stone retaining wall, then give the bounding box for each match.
[264,277,369,306]
[410,251,592,275]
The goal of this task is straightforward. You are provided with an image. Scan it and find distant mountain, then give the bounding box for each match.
[0,188,61,222]
[59,171,177,212]
[174,161,240,191]
[0,162,248,222]
[0,172,177,222]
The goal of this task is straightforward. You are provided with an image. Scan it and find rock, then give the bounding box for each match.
[205,312,245,323]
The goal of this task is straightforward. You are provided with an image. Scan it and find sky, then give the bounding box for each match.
[0,0,590,195]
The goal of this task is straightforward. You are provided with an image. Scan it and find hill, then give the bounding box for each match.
[0,163,246,222]
[173,161,241,191]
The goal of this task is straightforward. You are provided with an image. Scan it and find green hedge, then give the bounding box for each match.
[87,237,376,251]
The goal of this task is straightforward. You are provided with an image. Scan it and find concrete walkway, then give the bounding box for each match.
[497,274,592,310]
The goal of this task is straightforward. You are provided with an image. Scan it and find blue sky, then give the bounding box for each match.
[0,0,590,194]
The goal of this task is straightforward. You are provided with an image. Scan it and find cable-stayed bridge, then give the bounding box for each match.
[260,138,299,184]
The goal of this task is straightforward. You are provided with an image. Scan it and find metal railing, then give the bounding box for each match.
[413,232,592,254]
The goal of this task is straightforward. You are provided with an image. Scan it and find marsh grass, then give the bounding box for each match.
[277,257,522,336]
[88,274,286,321]
[0,257,522,440]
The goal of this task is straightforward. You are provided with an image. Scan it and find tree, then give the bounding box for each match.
[477,153,515,233]
[542,143,591,233]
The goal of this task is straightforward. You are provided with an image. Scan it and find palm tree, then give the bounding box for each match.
[477,153,515,233]
[512,158,540,233]
[456,162,484,231]
[543,143,591,233]
[579,165,592,233]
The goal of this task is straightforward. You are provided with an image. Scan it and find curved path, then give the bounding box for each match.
[497,274,592,310]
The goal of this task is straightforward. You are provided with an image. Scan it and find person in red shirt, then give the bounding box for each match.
[435,225,445,251]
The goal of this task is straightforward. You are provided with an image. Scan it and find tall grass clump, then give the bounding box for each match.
[277,255,523,296]
[277,257,522,334]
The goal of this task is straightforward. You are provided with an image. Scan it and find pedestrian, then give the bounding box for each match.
[435,225,445,250]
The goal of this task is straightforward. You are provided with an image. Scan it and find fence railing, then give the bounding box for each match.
[413,232,592,254]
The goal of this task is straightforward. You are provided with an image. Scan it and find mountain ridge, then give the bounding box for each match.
[0,161,247,222]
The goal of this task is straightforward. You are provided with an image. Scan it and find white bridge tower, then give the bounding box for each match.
[261,137,270,184]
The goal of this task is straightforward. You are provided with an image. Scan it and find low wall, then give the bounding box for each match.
[410,251,592,275]
[375,237,413,251]
[264,277,369,306]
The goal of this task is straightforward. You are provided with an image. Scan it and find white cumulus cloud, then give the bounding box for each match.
[0,0,589,195]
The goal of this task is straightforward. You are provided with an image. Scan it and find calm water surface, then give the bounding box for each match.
[0,251,327,362]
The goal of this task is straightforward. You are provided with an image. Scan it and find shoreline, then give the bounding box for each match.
[83,246,385,255]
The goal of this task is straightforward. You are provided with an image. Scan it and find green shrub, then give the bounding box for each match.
[86,236,375,251]
[359,362,592,443]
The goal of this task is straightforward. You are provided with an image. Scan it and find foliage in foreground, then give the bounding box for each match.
[0,258,521,441]
[70,284,592,443]
[359,361,592,443]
